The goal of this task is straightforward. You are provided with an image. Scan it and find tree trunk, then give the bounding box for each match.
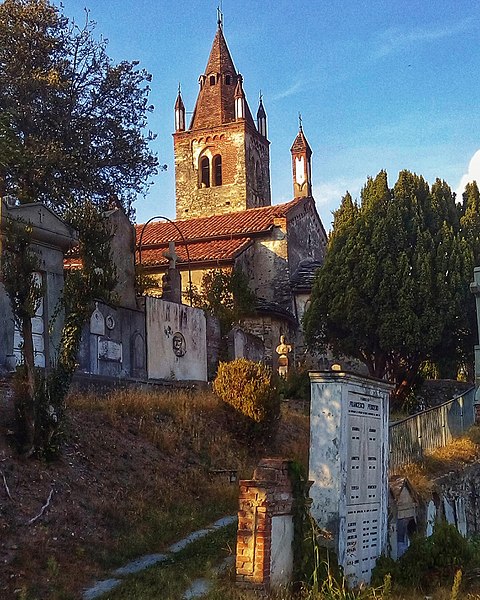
[15,316,36,455]
[391,357,422,411]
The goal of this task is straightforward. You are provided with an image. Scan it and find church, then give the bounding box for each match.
[136,18,328,368]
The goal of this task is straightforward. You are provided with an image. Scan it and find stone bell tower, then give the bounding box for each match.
[173,17,271,220]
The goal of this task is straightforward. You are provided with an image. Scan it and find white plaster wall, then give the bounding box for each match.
[308,381,343,536]
[146,297,207,381]
[309,372,391,587]
[270,515,294,587]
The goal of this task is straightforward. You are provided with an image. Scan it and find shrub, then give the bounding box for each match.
[376,522,473,592]
[371,555,399,588]
[213,359,280,438]
[276,366,311,401]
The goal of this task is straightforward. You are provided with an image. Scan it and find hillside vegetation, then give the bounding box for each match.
[0,387,309,599]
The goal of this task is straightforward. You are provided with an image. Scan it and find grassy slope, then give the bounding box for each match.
[0,388,309,599]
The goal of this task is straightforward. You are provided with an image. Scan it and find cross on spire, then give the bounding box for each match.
[298,112,303,131]
[217,4,223,29]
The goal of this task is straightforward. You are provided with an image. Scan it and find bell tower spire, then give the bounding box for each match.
[290,114,313,198]
[173,18,271,220]
[234,75,246,120]
[174,83,185,132]
[256,92,267,138]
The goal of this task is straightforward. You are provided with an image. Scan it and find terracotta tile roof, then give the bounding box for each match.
[139,237,253,266]
[136,197,306,247]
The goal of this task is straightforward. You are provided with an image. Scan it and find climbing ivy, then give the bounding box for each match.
[2,202,117,457]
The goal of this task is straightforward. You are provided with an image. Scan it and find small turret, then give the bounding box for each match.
[257,94,267,138]
[174,85,185,132]
[290,115,312,198]
[234,75,246,121]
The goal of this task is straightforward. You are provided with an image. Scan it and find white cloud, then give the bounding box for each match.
[313,178,364,231]
[373,20,473,59]
[271,79,304,101]
[456,150,480,199]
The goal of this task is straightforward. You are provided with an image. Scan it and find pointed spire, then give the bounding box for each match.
[257,92,267,138]
[234,74,246,120]
[291,118,313,198]
[189,25,255,129]
[174,83,185,132]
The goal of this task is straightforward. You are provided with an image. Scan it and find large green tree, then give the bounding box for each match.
[304,170,471,407]
[0,0,157,456]
[0,0,158,212]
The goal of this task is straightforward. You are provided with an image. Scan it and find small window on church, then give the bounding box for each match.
[213,155,222,186]
[200,156,210,188]
[225,74,231,85]
[209,75,216,86]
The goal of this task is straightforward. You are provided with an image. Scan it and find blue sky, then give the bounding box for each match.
[56,1,480,229]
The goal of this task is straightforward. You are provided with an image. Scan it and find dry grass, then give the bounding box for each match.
[423,435,480,474]
[395,461,435,499]
[0,385,310,598]
[396,426,480,499]
[70,387,252,472]
[70,388,310,475]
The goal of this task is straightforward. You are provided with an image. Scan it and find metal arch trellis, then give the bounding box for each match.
[137,215,193,306]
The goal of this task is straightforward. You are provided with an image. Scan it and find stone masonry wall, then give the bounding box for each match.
[287,197,327,275]
[174,121,271,220]
[174,123,248,220]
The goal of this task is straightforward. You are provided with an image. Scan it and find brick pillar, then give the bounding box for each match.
[236,458,295,591]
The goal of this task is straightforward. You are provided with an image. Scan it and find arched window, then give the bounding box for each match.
[200,156,210,187]
[209,75,216,86]
[213,155,222,186]
[225,74,231,85]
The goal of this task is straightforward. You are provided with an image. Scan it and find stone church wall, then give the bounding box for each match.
[286,198,327,275]
[241,314,295,369]
[245,128,271,208]
[236,225,291,310]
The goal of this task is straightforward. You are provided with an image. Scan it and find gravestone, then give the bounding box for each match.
[161,241,182,304]
[308,371,392,586]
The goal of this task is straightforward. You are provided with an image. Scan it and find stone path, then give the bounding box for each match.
[82,515,236,600]
[182,555,235,600]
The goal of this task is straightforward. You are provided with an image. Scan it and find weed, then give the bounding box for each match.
[450,570,462,600]
[47,556,60,580]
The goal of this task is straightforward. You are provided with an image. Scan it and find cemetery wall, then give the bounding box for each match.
[146,297,207,382]
[77,302,146,379]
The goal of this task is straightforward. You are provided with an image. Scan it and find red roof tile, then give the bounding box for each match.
[136,197,306,246]
[139,237,253,266]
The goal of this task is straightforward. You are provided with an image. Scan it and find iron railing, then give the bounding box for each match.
[389,387,476,473]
